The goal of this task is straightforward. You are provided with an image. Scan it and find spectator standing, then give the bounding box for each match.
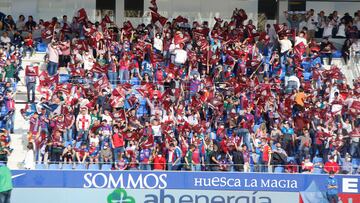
[111,125,125,160]
[306,9,318,40]
[47,42,61,76]
[152,151,166,170]
[326,171,338,203]
[25,15,36,32]
[0,164,12,203]
[15,15,25,31]
[25,64,37,103]
[23,142,35,169]
[75,107,91,142]
[100,142,113,163]
[324,156,340,174]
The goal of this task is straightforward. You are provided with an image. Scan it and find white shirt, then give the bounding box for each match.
[306,15,318,30]
[323,24,333,38]
[187,115,199,126]
[47,44,60,63]
[89,136,100,146]
[351,41,360,52]
[154,37,163,52]
[336,24,346,37]
[0,36,11,44]
[295,36,307,46]
[101,114,113,125]
[279,39,292,53]
[76,114,91,130]
[152,125,161,137]
[24,149,35,169]
[174,48,187,64]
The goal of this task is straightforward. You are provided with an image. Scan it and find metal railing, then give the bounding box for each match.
[7,161,359,175]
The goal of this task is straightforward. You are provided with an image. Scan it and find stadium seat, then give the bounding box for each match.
[48,164,60,170]
[274,167,285,173]
[313,157,323,164]
[36,42,47,52]
[313,168,323,174]
[62,164,74,170]
[303,72,312,81]
[75,164,87,170]
[332,50,342,58]
[287,157,295,163]
[351,158,360,173]
[301,62,311,70]
[59,74,70,84]
[88,164,100,170]
[35,163,47,170]
[101,164,112,171]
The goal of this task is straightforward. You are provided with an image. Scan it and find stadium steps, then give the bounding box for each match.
[7,103,30,169]
[7,53,45,169]
[15,52,46,104]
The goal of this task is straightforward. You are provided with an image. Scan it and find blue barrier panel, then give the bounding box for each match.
[11,170,360,194]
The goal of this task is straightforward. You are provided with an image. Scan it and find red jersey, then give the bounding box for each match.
[112,133,124,148]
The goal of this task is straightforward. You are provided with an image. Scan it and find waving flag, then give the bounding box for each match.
[91,62,109,74]
[294,42,307,57]
[93,76,110,92]
[76,8,88,23]
[151,12,168,27]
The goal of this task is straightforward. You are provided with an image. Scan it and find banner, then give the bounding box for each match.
[12,188,302,203]
[11,170,360,193]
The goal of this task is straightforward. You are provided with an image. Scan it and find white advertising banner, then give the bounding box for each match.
[12,188,299,203]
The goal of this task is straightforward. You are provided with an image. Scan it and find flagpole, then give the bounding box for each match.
[250,60,264,79]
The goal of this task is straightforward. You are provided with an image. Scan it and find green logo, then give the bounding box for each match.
[107,188,136,203]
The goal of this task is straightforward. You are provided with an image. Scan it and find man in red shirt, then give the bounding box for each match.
[261,138,271,172]
[324,156,340,174]
[111,125,124,161]
[153,152,166,170]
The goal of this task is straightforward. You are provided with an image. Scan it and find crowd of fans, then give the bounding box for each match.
[0,2,360,173]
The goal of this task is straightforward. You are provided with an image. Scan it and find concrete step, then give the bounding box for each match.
[7,104,29,169]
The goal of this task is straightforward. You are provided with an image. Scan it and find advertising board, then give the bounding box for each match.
[11,170,360,203]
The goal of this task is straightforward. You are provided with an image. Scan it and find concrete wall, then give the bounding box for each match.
[0,0,96,22]
[141,0,259,26]
[306,1,359,17]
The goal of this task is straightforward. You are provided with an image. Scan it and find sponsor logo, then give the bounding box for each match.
[12,173,26,180]
[107,189,135,203]
[83,173,167,189]
[193,177,298,189]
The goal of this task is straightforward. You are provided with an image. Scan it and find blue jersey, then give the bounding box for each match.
[327,177,338,195]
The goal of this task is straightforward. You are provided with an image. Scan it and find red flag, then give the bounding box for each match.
[41,27,54,39]
[139,134,154,149]
[151,12,167,26]
[55,83,72,95]
[294,42,306,56]
[102,15,112,24]
[149,5,158,13]
[76,8,88,23]
[93,76,110,91]
[100,15,112,28]
[173,31,190,45]
[91,62,108,74]
[110,96,124,108]
[136,88,147,97]
[350,101,360,113]
[25,65,39,76]
[173,16,188,24]
[61,23,71,33]
[75,39,89,52]
[121,83,133,91]
[273,24,285,33]
[122,21,134,33]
